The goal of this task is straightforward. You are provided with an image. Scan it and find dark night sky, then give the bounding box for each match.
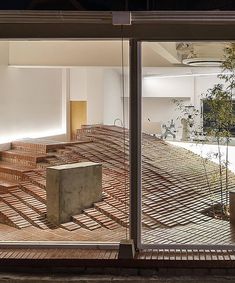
[1,0,235,11]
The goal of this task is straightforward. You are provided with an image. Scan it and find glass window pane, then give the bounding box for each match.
[141,41,235,246]
[0,40,129,243]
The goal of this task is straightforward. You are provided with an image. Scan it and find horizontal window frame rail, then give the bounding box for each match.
[1,11,235,40]
[0,11,235,24]
[0,11,113,24]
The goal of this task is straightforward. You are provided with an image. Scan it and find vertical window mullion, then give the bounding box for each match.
[129,39,142,250]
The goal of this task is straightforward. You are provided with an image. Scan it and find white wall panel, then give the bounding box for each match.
[0,67,63,143]
[143,76,194,98]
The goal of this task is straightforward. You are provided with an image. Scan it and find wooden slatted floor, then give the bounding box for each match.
[0,248,235,265]
[0,248,118,260]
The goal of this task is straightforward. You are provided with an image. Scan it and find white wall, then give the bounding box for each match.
[142,72,224,129]
[142,97,190,124]
[194,75,222,109]
[62,69,71,141]
[70,67,104,125]
[142,97,190,138]
[64,69,227,139]
[0,67,63,143]
[103,69,123,125]
[0,65,223,144]
[1,66,124,144]
[140,69,225,139]
[70,68,87,101]
[70,67,220,132]
[86,68,104,125]
[143,76,194,98]
[70,67,124,126]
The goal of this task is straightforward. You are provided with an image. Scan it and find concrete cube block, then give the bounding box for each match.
[46,162,102,225]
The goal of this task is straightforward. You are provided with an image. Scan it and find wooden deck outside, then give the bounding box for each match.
[0,247,234,261]
[0,247,235,270]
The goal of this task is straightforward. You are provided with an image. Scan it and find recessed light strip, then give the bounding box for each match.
[144,72,232,79]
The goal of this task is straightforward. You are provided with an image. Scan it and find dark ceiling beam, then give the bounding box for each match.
[0,11,235,40]
[1,11,235,24]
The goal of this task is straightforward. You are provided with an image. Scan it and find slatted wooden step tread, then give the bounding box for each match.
[0,161,34,174]
[0,179,18,189]
[20,182,46,203]
[0,201,31,229]
[72,214,101,230]
[60,221,81,231]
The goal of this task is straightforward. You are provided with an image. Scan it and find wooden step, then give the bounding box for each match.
[0,161,33,177]
[94,202,128,228]
[0,162,34,185]
[0,179,18,192]
[0,150,46,166]
[12,139,92,154]
[60,221,81,231]
[10,188,46,214]
[0,193,49,229]
[72,213,101,230]
[11,140,47,154]
[22,172,46,189]
[20,181,46,203]
[0,201,31,229]
[83,207,120,230]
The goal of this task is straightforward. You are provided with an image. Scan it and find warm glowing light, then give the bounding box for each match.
[144,72,232,80]
[0,128,66,144]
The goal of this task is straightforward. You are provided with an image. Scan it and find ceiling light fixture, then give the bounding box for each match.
[144,72,228,79]
[182,57,223,67]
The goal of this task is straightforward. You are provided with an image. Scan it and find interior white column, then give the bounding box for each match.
[62,68,70,141]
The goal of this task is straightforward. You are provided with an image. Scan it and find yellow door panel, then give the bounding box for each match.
[70,101,87,139]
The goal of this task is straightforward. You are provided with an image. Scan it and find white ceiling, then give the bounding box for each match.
[1,40,230,72]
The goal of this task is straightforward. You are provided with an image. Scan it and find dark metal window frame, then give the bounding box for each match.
[1,11,235,251]
[131,41,235,252]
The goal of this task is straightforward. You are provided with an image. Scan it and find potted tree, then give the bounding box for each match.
[202,43,235,218]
